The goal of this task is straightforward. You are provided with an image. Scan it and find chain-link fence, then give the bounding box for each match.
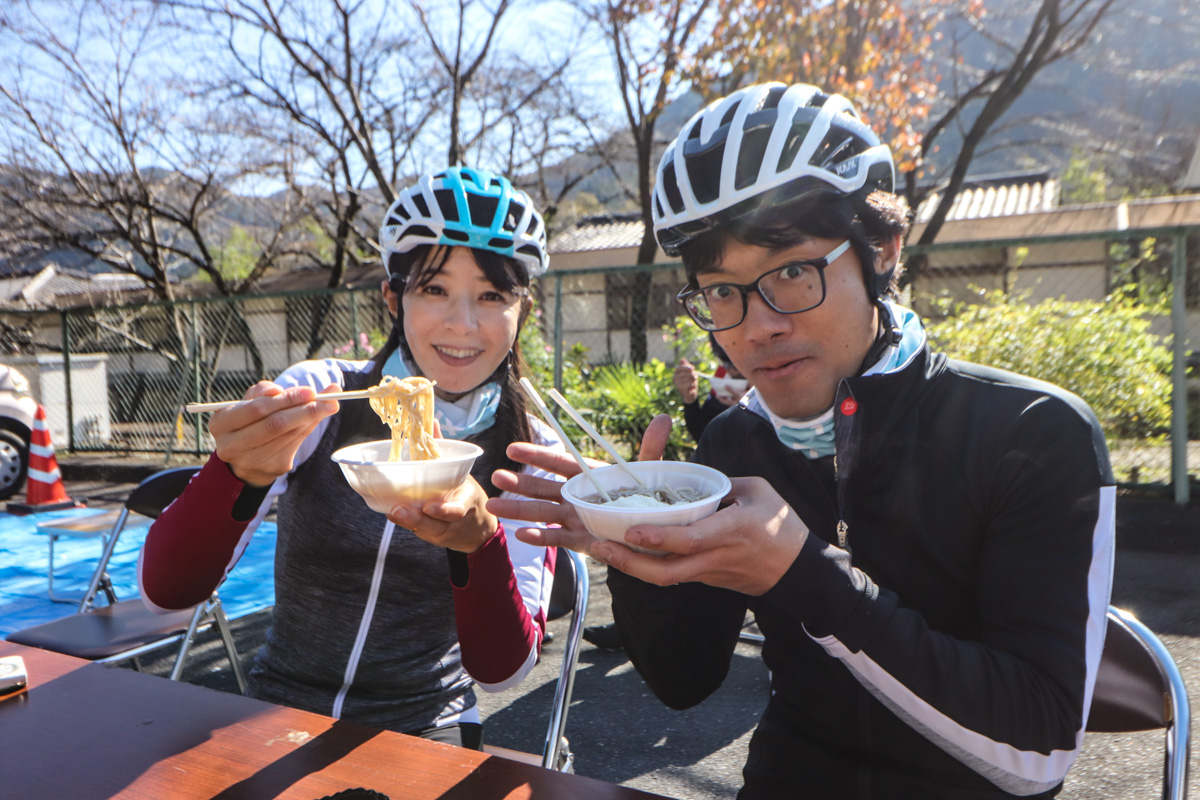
[541,226,1199,498]
[2,287,388,458]
[1,226,1196,497]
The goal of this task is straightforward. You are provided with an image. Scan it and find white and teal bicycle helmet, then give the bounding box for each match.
[652,82,895,258]
[380,167,549,278]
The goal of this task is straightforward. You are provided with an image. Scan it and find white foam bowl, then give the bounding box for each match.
[331,439,483,513]
[708,374,749,405]
[560,461,731,554]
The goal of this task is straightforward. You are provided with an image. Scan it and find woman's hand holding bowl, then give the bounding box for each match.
[387,475,498,554]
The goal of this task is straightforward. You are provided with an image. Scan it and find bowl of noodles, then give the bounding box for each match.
[332,439,483,513]
[330,375,481,513]
[560,461,731,554]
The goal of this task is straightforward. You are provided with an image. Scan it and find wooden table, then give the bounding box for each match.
[0,642,670,800]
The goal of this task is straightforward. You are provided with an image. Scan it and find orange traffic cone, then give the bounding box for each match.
[6,404,85,515]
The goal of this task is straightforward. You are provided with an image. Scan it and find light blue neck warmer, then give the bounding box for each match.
[744,301,926,458]
[381,348,502,439]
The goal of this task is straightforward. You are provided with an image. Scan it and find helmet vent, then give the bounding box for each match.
[412,193,431,218]
[662,160,685,214]
[866,161,895,193]
[688,143,726,204]
[735,126,772,190]
[406,224,436,240]
[807,91,830,108]
[467,193,499,229]
[505,201,526,232]
[777,113,814,172]
[434,189,459,222]
[809,131,864,170]
[719,104,739,128]
[442,228,469,242]
[488,237,511,249]
[762,86,786,110]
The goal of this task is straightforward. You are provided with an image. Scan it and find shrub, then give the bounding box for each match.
[565,359,696,462]
[927,290,1172,440]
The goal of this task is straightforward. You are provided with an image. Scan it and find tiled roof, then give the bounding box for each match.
[914,177,1060,224]
[0,266,157,310]
[553,178,1061,256]
[549,215,645,254]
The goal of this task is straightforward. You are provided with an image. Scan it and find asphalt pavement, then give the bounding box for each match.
[49,467,1200,799]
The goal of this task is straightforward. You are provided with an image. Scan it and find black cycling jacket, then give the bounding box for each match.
[608,344,1115,799]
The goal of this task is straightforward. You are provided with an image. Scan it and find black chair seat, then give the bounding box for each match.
[1088,611,1171,732]
[8,601,199,660]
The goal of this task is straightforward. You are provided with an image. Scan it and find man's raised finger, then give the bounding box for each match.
[504,441,584,479]
[491,468,567,502]
[486,496,568,526]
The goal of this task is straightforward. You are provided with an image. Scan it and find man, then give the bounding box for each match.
[489,82,1114,798]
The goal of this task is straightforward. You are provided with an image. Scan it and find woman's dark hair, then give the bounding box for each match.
[364,245,535,490]
[679,188,911,302]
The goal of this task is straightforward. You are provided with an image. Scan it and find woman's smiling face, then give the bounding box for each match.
[395,246,525,400]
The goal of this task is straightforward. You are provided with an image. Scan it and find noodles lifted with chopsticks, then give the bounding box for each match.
[368,376,442,462]
[582,485,709,506]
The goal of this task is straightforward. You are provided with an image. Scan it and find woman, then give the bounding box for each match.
[138,167,563,750]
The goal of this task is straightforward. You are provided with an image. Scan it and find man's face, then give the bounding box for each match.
[707,236,880,419]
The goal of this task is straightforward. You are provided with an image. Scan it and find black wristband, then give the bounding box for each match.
[447,550,470,588]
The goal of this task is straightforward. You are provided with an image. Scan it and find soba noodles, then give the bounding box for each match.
[582,485,709,507]
[368,376,442,462]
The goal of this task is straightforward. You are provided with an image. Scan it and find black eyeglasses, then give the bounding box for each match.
[676,240,852,332]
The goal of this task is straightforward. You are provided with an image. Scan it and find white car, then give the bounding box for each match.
[0,364,38,501]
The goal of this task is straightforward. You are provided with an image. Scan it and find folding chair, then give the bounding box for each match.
[1087,605,1191,800]
[486,547,590,772]
[36,508,129,603]
[6,467,247,692]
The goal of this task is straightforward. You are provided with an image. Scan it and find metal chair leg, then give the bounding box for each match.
[167,603,208,682]
[210,597,247,694]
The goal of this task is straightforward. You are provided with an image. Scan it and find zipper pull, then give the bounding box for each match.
[836,520,849,551]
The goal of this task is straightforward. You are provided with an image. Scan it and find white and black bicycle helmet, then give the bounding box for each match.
[652,82,895,257]
[380,166,549,278]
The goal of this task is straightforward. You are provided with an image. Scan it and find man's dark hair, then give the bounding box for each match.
[679,188,911,301]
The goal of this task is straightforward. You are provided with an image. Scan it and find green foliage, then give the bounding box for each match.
[519,305,590,398]
[660,316,720,372]
[1060,150,1110,205]
[1109,237,1171,307]
[303,216,336,266]
[562,360,695,462]
[520,316,734,462]
[927,290,1172,440]
[195,225,261,283]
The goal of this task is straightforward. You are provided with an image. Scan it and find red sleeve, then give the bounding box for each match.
[139,453,258,611]
[452,523,541,685]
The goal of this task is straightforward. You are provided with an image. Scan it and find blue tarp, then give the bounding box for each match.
[0,507,275,638]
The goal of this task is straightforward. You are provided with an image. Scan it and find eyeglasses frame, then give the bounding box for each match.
[675,239,853,332]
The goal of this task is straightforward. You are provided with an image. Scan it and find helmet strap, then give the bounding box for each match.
[857,302,902,375]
